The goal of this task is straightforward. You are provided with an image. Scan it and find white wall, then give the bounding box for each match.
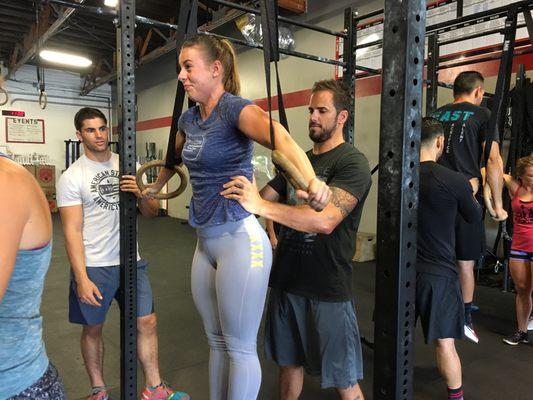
[0,65,112,186]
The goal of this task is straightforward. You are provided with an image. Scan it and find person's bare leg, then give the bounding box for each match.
[434,339,461,390]
[509,259,533,332]
[279,365,304,400]
[137,313,161,387]
[337,383,364,400]
[81,324,106,388]
[457,260,475,304]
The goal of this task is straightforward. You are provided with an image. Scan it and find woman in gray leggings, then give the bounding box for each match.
[148,35,330,399]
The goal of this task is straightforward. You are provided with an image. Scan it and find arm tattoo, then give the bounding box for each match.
[330,187,358,218]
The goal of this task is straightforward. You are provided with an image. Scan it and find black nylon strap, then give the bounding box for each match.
[164,0,198,169]
[260,0,289,152]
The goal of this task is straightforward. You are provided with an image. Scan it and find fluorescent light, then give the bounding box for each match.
[104,0,118,7]
[39,50,93,68]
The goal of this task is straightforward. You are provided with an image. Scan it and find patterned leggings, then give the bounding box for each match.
[8,364,65,400]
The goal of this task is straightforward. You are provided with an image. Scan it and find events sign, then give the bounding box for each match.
[5,117,45,144]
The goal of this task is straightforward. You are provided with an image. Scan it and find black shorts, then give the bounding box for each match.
[264,289,363,389]
[416,272,464,343]
[455,201,485,261]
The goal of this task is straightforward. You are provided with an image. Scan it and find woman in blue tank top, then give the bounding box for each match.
[0,155,65,399]
[147,35,330,399]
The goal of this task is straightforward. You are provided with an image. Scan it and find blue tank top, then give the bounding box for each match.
[180,92,254,227]
[0,242,51,398]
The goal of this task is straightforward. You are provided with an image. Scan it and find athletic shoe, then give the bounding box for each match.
[141,382,190,400]
[464,323,479,344]
[502,330,529,346]
[87,390,109,400]
[527,316,533,331]
[471,303,480,312]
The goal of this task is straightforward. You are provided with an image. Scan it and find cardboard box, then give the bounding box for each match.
[353,232,376,262]
[42,187,57,213]
[23,164,36,177]
[35,165,55,187]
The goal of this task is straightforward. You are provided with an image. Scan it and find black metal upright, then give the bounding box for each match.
[425,33,439,116]
[484,7,518,164]
[117,0,138,399]
[374,0,426,398]
[342,7,357,145]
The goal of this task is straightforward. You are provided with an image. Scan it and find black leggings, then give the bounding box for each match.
[8,364,65,400]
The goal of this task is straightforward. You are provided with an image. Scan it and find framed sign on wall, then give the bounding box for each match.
[5,117,45,144]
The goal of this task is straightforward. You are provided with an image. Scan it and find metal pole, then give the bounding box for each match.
[196,30,344,67]
[65,140,70,169]
[343,7,357,144]
[456,0,464,18]
[374,0,426,398]
[48,0,178,31]
[117,0,137,398]
[425,33,439,115]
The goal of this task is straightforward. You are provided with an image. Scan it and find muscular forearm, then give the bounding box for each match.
[487,155,504,209]
[274,124,316,184]
[153,167,176,191]
[64,231,88,283]
[137,197,159,218]
[258,200,336,234]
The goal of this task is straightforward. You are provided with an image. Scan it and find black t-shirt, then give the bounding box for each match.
[417,161,482,277]
[268,142,371,302]
[432,102,497,180]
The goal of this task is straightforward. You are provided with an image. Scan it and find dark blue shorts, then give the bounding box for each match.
[264,289,363,389]
[69,261,154,326]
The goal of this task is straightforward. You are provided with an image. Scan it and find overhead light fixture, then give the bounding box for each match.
[104,0,118,7]
[39,50,93,68]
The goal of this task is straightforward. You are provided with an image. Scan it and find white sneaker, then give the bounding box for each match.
[527,317,533,331]
[464,323,479,343]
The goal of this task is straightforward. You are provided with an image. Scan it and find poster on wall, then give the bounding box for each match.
[5,117,45,144]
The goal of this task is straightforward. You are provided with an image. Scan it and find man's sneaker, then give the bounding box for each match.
[527,316,533,331]
[141,382,190,400]
[502,330,529,346]
[87,389,109,400]
[464,323,479,344]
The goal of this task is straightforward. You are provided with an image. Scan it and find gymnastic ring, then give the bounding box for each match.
[39,91,47,110]
[136,159,188,200]
[0,87,8,106]
[271,150,308,191]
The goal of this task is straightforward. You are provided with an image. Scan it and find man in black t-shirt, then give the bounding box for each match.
[416,117,481,400]
[432,70,506,343]
[222,79,371,399]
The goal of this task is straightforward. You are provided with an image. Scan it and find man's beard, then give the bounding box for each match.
[308,124,334,143]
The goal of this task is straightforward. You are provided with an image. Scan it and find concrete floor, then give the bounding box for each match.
[41,215,533,400]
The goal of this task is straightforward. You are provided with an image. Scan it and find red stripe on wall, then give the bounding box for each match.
[127,53,533,132]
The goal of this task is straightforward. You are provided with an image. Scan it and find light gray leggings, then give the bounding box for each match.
[192,216,273,400]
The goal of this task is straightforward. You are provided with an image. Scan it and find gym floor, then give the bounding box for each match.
[42,215,533,400]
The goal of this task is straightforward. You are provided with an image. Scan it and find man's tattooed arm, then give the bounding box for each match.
[330,187,358,218]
